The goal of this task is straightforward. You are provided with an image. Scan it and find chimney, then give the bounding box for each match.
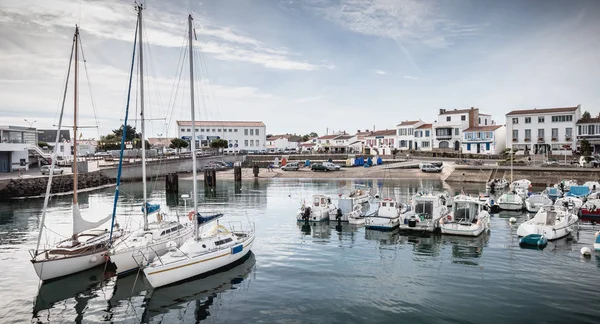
[439,109,446,115]
[468,107,479,128]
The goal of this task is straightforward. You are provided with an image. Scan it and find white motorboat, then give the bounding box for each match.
[400,192,448,232]
[583,181,600,192]
[510,179,532,191]
[342,185,371,204]
[525,194,553,213]
[517,205,578,240]
[107,13,193,276]
[335,197,363,222]
[554,196,583,212]
[30,27,122,281]
[440,195,490,236]
[348,202,378,225]
[297,195,337,222]
[438,192,454,207]
[142,13,255,289]
[497,192,524,211]
[365,198,408,231]
[542,187,563,201]
[486,178,508,190]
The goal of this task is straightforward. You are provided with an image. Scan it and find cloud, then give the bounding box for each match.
[0,0,331,71]
[293,95,325,103]
[373,69,389,75]
[404,75,419,80]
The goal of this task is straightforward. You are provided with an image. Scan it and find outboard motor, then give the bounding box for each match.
[302,207,311,221]
[336,208,343,221]
[408,216,417,228]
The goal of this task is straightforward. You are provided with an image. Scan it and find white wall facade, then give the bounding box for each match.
[365,131,397,156]
[414,125,433,151]
[396,121,424,150]
[266,137,299,152]
[506,106,580,155]
[461,126,506,155]
[177,121,266,153]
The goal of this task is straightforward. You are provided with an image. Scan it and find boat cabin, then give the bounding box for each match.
[313,195,332,208]
[452,200,482,224]
[412,196,437,220]
[378,198,400,218]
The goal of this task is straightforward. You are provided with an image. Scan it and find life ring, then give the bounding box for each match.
[446,215,452,221]
[188,211,194,221]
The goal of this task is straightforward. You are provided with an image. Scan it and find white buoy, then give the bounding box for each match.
[581,247,592,257]
[509,217,517,224]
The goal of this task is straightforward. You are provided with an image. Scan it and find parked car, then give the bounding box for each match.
[322,162,341,171]
[311,163,329,172]
[40,165,64,175]
[281,162,299,171]
[543,158,560,166]
[420,163,442,173]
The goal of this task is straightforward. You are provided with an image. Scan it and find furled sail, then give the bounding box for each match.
[72,204,112,235]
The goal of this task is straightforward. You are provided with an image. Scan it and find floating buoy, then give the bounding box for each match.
[581,247,592,257]
[90,255,98,263]
[509,217,517,224]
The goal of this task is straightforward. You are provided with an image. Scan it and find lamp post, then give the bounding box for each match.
[24,119,37,128]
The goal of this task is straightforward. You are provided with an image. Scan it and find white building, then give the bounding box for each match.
[0,125,38,172]
[266,134,301,153]
[506,106,580,155]
[396,120,424,150]
[432,107,492,151]
[414,123,433,151]
[177,120,266,153]
[364,130,396,156]
[576,114,600,154]
[315,134,339,152]
[461,125,506,155]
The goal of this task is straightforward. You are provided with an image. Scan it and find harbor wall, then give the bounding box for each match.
[444,166,600,186]
[0,171,113,200]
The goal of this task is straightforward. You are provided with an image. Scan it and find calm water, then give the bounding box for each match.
[1,178,600,323]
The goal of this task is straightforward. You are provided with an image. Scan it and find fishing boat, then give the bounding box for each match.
[142,14,254,289]
[400,192,448,232]
[297,195,337,222]
[525,194,553,213]
[341,185,371,204]
[439,195,490,236]
[107,7,193,276]
[517,205,578,240]
[365,198,409,231]
[335,197,363,222]
[519,234,548,248]
[497,191,524,211]
[438,192,454,207]
[486,178,508,190]
[554,196,583,212]
[30,27,121,281]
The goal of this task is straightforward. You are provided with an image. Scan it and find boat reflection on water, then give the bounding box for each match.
[297,221,331,240]
[140,252,256,323]
[399,233,443,257]
[365,228,400,245]
[496,210,525,219]
[32,265,114,317]
[444,233,490,265]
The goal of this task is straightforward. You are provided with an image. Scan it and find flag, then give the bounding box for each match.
[79,132,83,139]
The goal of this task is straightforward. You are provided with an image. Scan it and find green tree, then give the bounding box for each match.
[112,125,138,142]
[37,141,49,148]
[392,148,399,159]
[301,135,310,142]
[309,132,318,138]
[582,111,591,121]
[169,138,189,152]
[210,139,229,149]
[581,138,592,156]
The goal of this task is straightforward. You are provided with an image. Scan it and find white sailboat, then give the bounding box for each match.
[107,6,193,276]
[30,27,120,281]
[517,205,578,240]
[142,14,254,289]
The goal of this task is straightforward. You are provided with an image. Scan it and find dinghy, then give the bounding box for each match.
[519,234,548,248]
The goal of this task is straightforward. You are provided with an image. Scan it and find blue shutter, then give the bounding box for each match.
[486,143,490,150]
[467,143,471,150]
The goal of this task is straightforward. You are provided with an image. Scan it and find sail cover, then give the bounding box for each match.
[142,203,161,214]
[72,204,112,235]
[197,212,224,225]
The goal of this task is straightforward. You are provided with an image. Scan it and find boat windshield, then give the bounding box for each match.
[414,201,434,219]
[313,197,320,207]
[453,202,478,222]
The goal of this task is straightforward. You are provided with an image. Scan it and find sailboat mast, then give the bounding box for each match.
[188,14,199,240]
[138,6,148,230]
[73,26,79,205]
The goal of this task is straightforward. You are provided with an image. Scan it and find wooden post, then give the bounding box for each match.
[253,165,259,177]
[165,173,179,194]
[204,168,216,187]
[234,166,242,182]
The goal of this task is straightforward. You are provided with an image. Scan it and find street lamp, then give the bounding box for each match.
[24,119,37,127]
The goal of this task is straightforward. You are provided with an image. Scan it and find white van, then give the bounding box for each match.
[281,162,299,171]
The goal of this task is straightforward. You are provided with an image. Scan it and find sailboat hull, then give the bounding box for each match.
[31,250,107,282]
[143,233,255,288]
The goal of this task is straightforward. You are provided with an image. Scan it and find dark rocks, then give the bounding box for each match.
[0,172,115,199]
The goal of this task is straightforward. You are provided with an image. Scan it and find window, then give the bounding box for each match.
[538,129,544,139]
[525,117,531,124]
[415,131,421,138]
[398,128,407,136]
[421,141,430,148]
[256,129,259,135]
[425,130,430,137]
[234,129,238,132]
[436,129,452,137]
[512,118,518,124]
[215,237,233,246]
[60,145,64,152]
[187,128,191,132]
[400,140,407,148]
[446,116,451,122]
[200,128,205,132]
[566,128,572,139]
[256,140,260,146]
[181,128,185,133]
[244,140,248,146]
[512,130,518,140]
[250,140,254,146]
[195,128,198,132]
[551,115,573,122]
[552,128,558,139]
[538,116,545,123]
[454,128,459,136]
[525,129,531,140]
[229,129,233,132]
[408,128,414,136]
[250,129,254,136]
[461,115,466,121]
[579,125,586,135]
[478,117,481,124]
[244,129,248,135]
[485,119,488,125]
[589,125,595,135]
[217,129,221,132]
[212,129,216,132]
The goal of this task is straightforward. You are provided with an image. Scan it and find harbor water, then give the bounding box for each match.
[1,179,599,323]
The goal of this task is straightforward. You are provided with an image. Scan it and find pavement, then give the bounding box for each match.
[0,166,73,180]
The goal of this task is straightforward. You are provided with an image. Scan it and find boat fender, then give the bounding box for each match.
[446,215,452,221]
[509,217,517,224]
[581,247,592,257]
[188,211,194,221]
[90,255,98,263]
[144,233,153,243]
[476,219,481,226]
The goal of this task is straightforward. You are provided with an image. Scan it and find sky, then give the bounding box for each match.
[0,0,599,139]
